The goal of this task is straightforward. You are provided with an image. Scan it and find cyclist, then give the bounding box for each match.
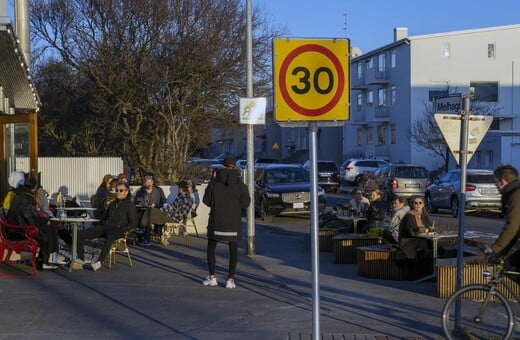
[483,164,520,282]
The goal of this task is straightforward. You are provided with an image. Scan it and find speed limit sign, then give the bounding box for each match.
[273,38,349,126]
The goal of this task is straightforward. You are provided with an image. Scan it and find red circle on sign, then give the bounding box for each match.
[279,44,345,116]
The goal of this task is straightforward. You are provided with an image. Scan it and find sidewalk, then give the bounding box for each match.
[0,221,447,339]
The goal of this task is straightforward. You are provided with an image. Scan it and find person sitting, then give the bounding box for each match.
[134,173,166,245]
[347,188,370,216]
[7,177,65,270]
[382,195,410,244]
[358,189,389,233]
[2,171,26,215]
[77,181,138,271]
[138,180,193,246]
[398,195,432,258]
[92,174,114,218]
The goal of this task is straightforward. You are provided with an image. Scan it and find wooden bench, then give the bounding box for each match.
[356,244,434,280]
[333,234,381,264]
[0,218,39,278]
[319,227,351,252]
[437,255,520,299]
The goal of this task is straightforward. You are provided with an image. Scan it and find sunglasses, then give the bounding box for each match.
[413,201,424,205]
[116,189,127,193]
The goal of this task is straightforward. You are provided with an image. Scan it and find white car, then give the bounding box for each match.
[339,159,389,185]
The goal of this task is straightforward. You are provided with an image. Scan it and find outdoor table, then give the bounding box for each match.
[414,232,458,283]
[332,233,381,264]
[50,216,99,272]
[319,227,351,252]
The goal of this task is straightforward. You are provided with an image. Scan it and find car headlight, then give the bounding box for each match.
[265,192,280,198]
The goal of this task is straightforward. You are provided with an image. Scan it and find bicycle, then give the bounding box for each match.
[441,256,520,339]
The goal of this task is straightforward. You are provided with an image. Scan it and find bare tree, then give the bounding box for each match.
[408,98,500,172]
[30,0,278,183]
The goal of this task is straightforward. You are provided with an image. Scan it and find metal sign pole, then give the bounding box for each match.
[455,91,472,330]
[245,0,255,256]
[308,121,320,339]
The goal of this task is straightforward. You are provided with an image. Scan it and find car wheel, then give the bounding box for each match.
[425,193,438,214]
[259,200,272,223]
[451,196,459,218]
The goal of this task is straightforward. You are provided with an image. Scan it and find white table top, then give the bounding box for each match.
[50,217,99,223]
[58,207,97,211]
[415,232,458,239]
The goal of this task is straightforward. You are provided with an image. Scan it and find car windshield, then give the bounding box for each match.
[266,169,309,184]
[467,173,495,183]
[318,162,338,171]
[395,167,428,178]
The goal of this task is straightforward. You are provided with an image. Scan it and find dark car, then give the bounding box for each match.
[373,163,430,200]
[302,160,341,193]
[254,164,327,222]
[425,168,501,217]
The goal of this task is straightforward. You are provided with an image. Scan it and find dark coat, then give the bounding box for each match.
[7,186,47,229]
[491,180,520,255]
[203,167,250,241]
[99,194,139,233]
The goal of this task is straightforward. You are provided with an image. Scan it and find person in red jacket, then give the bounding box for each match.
[202,157,250,288]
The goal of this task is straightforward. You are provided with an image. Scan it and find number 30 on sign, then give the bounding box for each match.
[273,38,349,125]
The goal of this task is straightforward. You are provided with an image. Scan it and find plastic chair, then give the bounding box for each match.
[108,231,133,268]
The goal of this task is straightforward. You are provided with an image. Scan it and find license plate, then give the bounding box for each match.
[481,188,498,195]
[405,183,419,188]
[293,202,304,209]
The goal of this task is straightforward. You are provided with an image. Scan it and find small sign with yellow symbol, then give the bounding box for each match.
[239,97,266,125]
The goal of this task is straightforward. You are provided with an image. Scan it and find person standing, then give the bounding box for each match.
[483,165,520,280]
[202,157,250,288]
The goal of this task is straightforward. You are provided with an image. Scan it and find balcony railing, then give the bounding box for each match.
[351,76,368,90]
[366,67,389,84]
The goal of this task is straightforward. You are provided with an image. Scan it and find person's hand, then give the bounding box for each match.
[480,244,493,256]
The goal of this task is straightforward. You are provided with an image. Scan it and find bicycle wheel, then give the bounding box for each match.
[442,284,515,339]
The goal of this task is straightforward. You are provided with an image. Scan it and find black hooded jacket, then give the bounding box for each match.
[203,167,250,241]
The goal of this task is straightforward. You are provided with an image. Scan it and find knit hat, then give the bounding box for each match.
[8,171,25,188]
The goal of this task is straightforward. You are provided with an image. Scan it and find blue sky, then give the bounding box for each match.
[257,0,520,53]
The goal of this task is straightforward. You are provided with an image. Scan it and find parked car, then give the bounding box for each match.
[254,163,327,222]
[373,163,430,200]
[339,158,389,185]
[425,168,501,217]
[302,160,341,193]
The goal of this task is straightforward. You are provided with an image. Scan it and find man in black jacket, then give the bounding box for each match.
[7,177,62,270]
[77,181,138,271]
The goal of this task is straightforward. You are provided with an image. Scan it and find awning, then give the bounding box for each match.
[0,16,39,114]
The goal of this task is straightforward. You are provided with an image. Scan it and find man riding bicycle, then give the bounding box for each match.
[484,164,520,283]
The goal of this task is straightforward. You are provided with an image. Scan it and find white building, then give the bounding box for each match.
[346,25,520,172]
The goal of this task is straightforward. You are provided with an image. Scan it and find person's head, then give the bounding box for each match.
[494,164,519,192]
[8,171,25,189]
[370,189,383,202]
[351,188,363,203]
[100,174,113,189]
[143,174,154,189]
[117,173,128,183]
[392,195,408,210]
[114,182,130,199]
[411,195,425,213]
[178,180,189,194]
[223,156,236,169]
[25,177,39,192]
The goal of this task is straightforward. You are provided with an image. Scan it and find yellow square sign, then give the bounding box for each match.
[273,38,350,124]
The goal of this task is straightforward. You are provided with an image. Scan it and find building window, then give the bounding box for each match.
[429,89,449,101]
[366,126,373,145]
[441,43,450,58]
[391,125,396,144]
[488,43,496,59]
[365,57,373,69]
[378,88,386,107]
[391,86,396,105]
[367,90,374,106]
[357,63,362,77]
[391,50,396,68]
[378,53,386,69]
[377,126,386,145]
[357,93,363,111]
[470,81,498,102]
[356,128,363,146]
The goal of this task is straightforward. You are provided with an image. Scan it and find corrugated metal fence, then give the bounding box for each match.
[15,157,123,202]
